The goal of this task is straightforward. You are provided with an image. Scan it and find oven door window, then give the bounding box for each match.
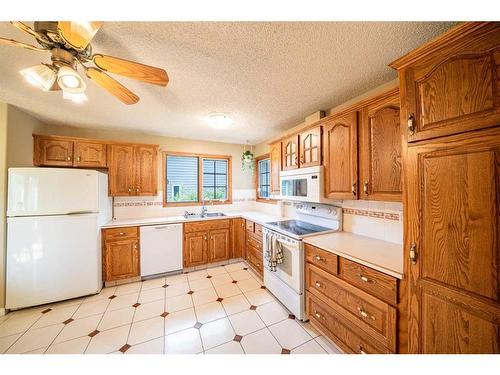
[281,178,307,197]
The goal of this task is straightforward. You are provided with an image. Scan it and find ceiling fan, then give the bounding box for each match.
[0,21,169,104]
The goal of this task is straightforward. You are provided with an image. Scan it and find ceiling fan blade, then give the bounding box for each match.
[92,54,169,86]
[10,21,50,44]
[85,67,139,105]
[58,21,103,50]
[0,36,47,52]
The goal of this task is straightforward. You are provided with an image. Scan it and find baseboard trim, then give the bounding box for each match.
[0,308,6,316]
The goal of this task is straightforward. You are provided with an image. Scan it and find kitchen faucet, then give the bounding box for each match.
[201,196,208,217]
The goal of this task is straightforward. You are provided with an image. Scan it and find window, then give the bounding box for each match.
[258,159,270,198]
[203,159,228,200]
[163,152,232,206]
[255,154,275,203]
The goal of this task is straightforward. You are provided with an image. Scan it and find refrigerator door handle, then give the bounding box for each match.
[67,211,95,215]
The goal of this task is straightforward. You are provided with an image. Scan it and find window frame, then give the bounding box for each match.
[255,153,277,204]
[162,151,232,207]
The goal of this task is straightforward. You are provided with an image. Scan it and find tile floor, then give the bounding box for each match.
[0,261,341,354]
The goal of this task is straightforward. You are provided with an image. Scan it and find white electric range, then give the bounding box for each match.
[262,203,342,320]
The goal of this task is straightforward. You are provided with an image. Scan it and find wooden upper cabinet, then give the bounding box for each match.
[406,128,500,353]
[209,228,230,263]
[108,144,135,196]
[390,23,500,143]
[282,135,299,170]
[74,141,107,168]
[34,138,74,167]
[269,142,282,194]
[323,111,359,199]
[134,145,158,196]
[299,126,322,168]
[360,90,402,201]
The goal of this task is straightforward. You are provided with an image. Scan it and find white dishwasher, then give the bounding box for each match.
[140,223,183,277]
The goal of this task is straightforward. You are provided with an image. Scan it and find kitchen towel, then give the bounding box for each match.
[265,232,283,272]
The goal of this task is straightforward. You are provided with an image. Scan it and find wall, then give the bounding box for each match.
[0,104,8,312]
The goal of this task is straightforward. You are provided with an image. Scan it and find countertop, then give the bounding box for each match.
[303,232,403,279]
[101,211,286,229]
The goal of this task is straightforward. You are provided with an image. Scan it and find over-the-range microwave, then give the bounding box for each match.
[279,165,335,203]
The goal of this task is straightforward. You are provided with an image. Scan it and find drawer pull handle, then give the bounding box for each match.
[357,345,367,354]
[314,255,324,261]
[314,311,325,320]
[359,274,374,283]
[315,281,322,288]
[358,307,376,321]
[119,232,125,236]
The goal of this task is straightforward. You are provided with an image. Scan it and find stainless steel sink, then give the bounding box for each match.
[203,212,226,217]
[184,212,226,219]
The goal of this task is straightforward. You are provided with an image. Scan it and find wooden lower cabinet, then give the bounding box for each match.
[208,228,230,263]
[184,231,208,267]
[406,128,500,354]
[245,220,263,276]
[305,243,398,353]
[102,227,140,282]
[183,219,232,268]
[231,218,245,259]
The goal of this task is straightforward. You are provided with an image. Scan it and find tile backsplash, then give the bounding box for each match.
[113,189,257,219]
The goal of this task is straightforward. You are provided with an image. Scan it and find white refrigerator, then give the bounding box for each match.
[6,168,112,310]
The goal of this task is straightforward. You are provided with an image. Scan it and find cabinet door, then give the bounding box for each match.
[299,126,321,168]
[231,218,245,259]
[270,142,282,194]
[74,141,107,168]
[108,144,135,196]
[360,92,402,201]
[209,228,230,263]
[323,111,358,199]
[282,135,299,170]
[134,145,158,196]
[406,128,500,353]
[184,231,208,267]
[35,138,74,167]
[403,47,500,143]
[104,240,139,281]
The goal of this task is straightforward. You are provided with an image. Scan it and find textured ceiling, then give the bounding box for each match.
[0,22,455,144]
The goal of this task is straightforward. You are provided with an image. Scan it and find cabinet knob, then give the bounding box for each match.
[314,255,323,262]
[351,182,356,196]
[357,306,375,321]
[136,187,140,193]
[357,345,367,354]
[314,311,324,320]
[119,232,124,236]
[128,188,132,192]
[359,274,374,283]
[407,114,415,134]
[67,156,71,161]
[363,181,369,195]
[77,156,81,162]
[315,281,322,288]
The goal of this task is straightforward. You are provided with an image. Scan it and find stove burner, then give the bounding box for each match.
[265,220,332,236]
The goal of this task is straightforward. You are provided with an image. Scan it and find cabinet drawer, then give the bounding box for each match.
[247,248,263,276]
[247,235,262,251]
[103,226,139,242]
[306,292,391,354]
[245,220,255,232]
[184,219,231,233]
[306,263,396,351]
[305,244,338,275]
[339,258,398,305]
[255,223,263,236]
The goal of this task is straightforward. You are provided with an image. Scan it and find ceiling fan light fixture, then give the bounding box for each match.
[57,66,86,93]
[206,113,234,129]
[20,64,56,91]
[63,91,88,103]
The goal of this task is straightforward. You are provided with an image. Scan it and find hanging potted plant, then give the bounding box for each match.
[241,145,254,172]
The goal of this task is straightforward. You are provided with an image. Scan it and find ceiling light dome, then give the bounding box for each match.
[20,64,56,91]
[206,113,234,129]
[57,66,86,93]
